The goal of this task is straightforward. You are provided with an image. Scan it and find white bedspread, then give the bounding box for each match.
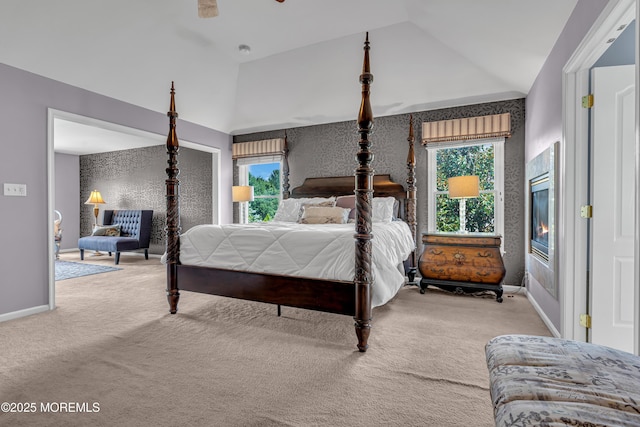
[177,221,415,307]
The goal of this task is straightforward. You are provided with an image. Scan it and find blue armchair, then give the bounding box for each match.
[78,210,153,265]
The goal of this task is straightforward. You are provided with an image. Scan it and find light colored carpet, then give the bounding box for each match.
[0,252,550,426]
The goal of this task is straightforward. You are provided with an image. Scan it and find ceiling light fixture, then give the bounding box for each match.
[238,44,251,54]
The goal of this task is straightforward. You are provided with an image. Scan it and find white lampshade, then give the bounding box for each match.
[84,190,106,205]
[232,186,254,202]
[448,176,479,199]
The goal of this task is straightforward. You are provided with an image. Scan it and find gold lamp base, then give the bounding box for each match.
[92,206,101,255]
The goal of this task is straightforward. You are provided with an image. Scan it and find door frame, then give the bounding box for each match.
[635,0,640,357]
[47,109,221,311]
[561,0,638,354]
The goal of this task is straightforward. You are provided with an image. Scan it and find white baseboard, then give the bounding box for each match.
[526,291,561,337]
[0,304,51,323]
[503,285,524,293]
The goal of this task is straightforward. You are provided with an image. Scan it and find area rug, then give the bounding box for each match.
[55,260,121,281]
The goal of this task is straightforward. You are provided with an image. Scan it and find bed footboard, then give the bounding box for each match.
[177,265,355,315]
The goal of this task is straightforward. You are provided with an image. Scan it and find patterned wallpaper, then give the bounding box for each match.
[234,99,526,286]
[80,145,213,255]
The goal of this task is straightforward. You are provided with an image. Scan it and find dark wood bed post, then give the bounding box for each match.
[354,33,374,352]
[165,82,181,314]
[406,115,418,283]
[282,131,290,199]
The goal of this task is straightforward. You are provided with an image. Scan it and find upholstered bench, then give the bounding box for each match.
[485,334,640,426]
[78,210,153,265]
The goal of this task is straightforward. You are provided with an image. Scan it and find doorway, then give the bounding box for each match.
[590,64,635,353]
[561,0,638,354]
[47,109,221,309]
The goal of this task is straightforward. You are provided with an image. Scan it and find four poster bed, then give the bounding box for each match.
[164,34,417,352]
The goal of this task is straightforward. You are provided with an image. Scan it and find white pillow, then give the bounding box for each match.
[273,199,301,222]
[372,197,396,222]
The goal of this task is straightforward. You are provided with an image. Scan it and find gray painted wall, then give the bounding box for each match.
[54,153,80,251]
[235,98,526,286]
[525,0,610,331]
[0,62,232,317]
[79,145,213,255]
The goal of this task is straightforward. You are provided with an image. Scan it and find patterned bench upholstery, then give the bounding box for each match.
[78,210,153,265]
[486,334,640,427]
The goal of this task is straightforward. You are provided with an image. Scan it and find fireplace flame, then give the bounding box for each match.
[537,221,548,237]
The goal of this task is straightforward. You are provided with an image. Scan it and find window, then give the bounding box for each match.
[238,160,281,222]
[427,137,504,236]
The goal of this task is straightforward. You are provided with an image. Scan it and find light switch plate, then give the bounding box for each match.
[4,183,27,197]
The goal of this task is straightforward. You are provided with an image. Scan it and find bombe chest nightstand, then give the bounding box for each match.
[418,233,505,302]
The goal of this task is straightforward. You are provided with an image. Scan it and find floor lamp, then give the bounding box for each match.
[447,175,479,233]
[232,185,254,224]
[85,189,106,255]
[85,190,106,228]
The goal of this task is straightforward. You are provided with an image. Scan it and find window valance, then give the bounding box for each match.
[421,113,511,145]
[232,138,286,159]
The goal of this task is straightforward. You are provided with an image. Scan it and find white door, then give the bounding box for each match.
[590,64,636,353]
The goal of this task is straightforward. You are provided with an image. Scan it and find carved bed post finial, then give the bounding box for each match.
[354,32,374,352]
[406,114,418,283]
[282,130,290,199]
[166,81,181,314]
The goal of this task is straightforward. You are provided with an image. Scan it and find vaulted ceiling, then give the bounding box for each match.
[2,0,578,136]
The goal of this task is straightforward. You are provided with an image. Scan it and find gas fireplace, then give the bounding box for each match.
[530,174,549,262]
[526,143,557,298]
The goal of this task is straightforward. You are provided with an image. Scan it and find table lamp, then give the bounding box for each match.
[232,185,254,223]
[448,176,479,233]
[85,190,106,227]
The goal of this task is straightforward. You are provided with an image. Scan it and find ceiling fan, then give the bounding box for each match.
[198,0,285,18]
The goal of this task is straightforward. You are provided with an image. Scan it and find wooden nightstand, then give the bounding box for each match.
[418,232,505,302]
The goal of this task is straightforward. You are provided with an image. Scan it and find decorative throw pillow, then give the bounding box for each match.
[335,195,356,220]
[297,198,336,221]
[299,206,350,224]
[272,197,336,222]
[298,196,336,205]
[372,197,396,222]
[92,224,121,237]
